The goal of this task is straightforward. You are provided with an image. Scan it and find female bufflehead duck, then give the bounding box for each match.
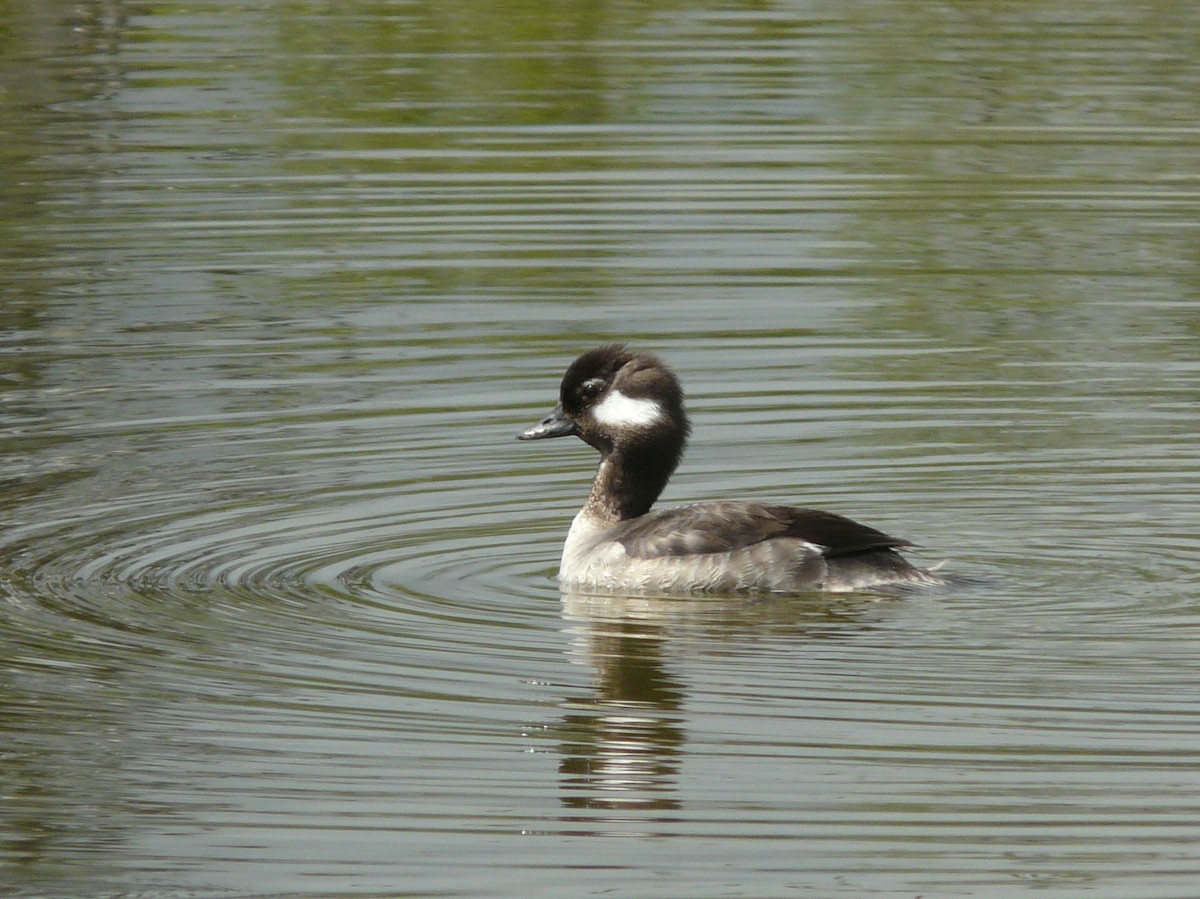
[518,345,944,594]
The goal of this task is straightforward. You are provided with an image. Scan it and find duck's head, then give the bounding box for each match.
[518,344,690,467]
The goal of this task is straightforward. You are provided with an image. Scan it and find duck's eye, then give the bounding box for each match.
[580,378,604,401]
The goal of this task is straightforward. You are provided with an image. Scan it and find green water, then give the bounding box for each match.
[3,1,1200,896]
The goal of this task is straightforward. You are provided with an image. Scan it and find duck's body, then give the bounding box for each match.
[519,345,943,594]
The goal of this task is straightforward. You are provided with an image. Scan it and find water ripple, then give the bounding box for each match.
[5,3,1200,892]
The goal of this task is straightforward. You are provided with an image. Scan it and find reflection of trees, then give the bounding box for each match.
[0,4,128,504]
[2,62,163,847]
[273,0,676,128]
[809,0,1200,365]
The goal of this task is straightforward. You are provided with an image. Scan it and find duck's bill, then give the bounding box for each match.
[518,405,577,440]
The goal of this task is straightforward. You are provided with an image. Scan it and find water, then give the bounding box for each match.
[3,1,1200,895]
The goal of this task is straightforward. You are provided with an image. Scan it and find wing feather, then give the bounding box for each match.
[613,502,910,559]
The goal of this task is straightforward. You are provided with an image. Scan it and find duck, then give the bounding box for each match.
[518,344,944,594]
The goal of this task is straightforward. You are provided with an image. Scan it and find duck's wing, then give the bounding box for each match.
[613,501,912,560]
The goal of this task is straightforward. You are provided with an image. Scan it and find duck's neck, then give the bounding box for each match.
[583,447,677,523]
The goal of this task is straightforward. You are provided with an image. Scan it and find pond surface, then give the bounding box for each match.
[3,1,1200,896]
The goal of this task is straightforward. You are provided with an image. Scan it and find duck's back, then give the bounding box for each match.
[560,501,940,594]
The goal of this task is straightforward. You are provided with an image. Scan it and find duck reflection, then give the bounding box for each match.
[556,600,685,814]
[553,588,887,819]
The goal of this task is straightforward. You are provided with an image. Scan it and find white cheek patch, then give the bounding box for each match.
[593,391,663,428]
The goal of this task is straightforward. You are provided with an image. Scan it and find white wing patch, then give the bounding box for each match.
[593,391,662,428]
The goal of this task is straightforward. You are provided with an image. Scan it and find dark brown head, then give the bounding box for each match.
[518,345,690,515]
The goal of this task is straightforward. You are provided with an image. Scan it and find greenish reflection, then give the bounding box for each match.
[274,0,635,127]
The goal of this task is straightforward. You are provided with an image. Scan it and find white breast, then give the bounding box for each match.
[559,510,624,585]
[558,510,829,594]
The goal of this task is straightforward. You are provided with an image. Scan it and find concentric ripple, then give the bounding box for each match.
[2,433,556,651]
[5,322,1200,897]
